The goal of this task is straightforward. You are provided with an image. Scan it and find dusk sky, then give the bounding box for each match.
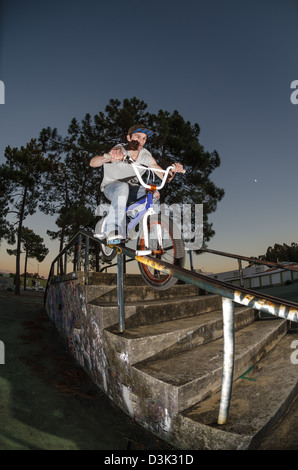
[1,0,298,277]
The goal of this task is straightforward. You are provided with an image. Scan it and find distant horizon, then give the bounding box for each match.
[0,268,46,278]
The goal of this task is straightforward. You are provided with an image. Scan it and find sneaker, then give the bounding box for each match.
[93,232,106,240]
[106,231,124,245]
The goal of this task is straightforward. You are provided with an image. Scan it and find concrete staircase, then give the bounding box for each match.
[51,272,298,449]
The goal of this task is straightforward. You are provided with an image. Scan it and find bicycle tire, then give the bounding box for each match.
[101,243,117,262]
[96,218,117,262]
[137,214,185,290]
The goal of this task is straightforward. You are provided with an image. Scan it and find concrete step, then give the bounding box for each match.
[91,283,201,304]
[104,306,256,365]
[176,333,298,450]
[84,285,116,303]
[131,318,288,415]
[87,272,147,286]
[88,294,223,329]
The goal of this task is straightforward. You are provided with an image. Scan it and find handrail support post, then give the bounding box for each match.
[85,236,89,284]
[117,252,125,333]
[218,297,235,425]
[238,259,244,287]
[77,234,82,271]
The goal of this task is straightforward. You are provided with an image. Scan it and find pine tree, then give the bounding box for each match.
[7,227,49,291]
[0,139,50,294]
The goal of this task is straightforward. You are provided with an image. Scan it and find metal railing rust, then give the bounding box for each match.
[44,230,298,426]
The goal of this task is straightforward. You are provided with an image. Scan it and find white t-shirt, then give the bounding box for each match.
[101,143,153,190]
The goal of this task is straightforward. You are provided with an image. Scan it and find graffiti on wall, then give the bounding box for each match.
[46,280,82,336]
[46,280,109,393]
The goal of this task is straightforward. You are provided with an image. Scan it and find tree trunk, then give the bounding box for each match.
[59,225,66,274]
[23,251,28,291]
[15,186,27,295]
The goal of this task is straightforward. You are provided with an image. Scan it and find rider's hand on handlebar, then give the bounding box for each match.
[109,148,125,162]
[168,163,185,182]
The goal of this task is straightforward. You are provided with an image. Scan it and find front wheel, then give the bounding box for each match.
[137,214,185,290]
[96,217,117,262]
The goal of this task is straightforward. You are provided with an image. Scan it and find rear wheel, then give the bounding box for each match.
[137,214,184,290]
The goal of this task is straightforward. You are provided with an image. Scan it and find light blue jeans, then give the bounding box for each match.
[103,181,146,235]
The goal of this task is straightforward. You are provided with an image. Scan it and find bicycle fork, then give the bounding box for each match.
[135,208,163,256]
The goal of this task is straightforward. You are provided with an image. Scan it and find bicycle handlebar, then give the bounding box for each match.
[103,152,185,190]
[130,160,185,190]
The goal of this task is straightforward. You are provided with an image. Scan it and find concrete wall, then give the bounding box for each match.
[45,277,130,416]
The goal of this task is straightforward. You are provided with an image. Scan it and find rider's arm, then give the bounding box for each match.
[150,157,184,182]
[90,147,124,167]
[90,154,111,167]
[150,157,167,180]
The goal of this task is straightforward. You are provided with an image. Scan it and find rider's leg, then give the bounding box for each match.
[127,185,146,205]
[103,181,129,239]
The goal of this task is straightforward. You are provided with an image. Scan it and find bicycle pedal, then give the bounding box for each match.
[107,239,123,246]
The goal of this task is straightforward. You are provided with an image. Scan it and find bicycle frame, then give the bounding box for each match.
[126,191,153,234]
[125,190,159,255]
[122,160,176,255]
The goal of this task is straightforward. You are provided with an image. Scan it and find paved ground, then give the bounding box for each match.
[0,290,297,450]
[0,290,173,450]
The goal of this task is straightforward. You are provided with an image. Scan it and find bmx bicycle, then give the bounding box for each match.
[95,159,185,290]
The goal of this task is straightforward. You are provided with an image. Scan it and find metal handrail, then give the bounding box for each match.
[44,230,101,303]
[44,230,298,427]
[199,247,298,288]
[200,247,298,272]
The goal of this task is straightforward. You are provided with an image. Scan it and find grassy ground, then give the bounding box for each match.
[19,276,48,289]
[0,275,48,291]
